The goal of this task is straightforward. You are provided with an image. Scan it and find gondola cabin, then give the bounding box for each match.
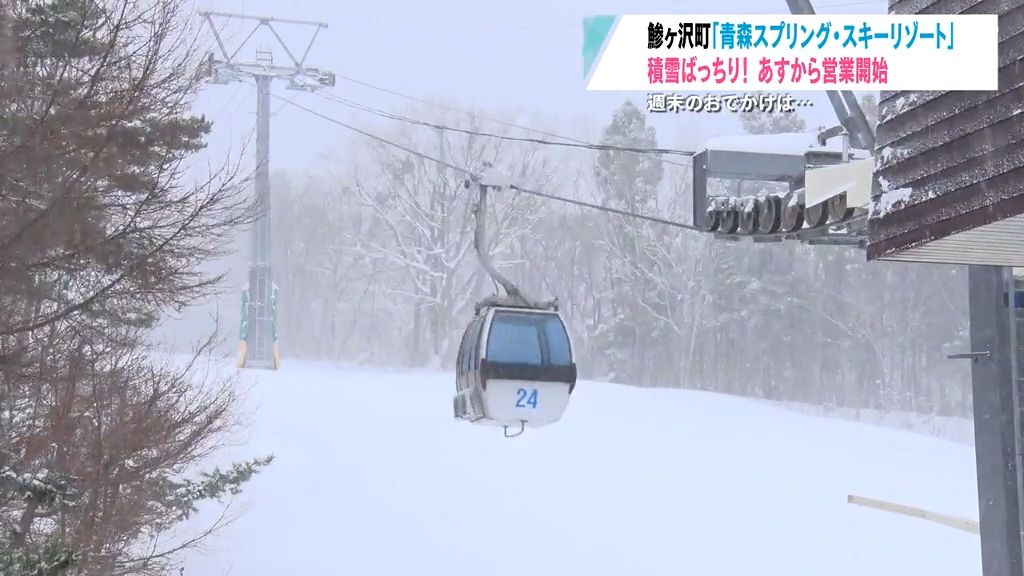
[453,305,576,434]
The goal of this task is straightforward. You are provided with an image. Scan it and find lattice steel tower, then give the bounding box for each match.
[198,11,334,369]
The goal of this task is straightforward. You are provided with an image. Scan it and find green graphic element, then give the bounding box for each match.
[583,15,617,80]
[239,283,279,342]
[240,286,249,341]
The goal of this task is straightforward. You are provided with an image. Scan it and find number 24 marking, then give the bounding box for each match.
[516,388,539,408]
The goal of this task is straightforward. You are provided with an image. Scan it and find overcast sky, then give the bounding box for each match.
[190,0,888,172]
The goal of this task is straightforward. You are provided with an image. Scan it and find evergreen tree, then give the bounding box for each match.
[592,101,665,384]
[0,1,269,573]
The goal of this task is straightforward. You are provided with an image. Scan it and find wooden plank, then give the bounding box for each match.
[847,494,980,534]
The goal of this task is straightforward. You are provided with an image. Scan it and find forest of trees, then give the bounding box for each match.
[268,94,973,418]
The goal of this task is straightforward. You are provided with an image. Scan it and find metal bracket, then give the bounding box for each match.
[816,125,847,145]
[503,421,526,438]
[468,176,557,311]
[198,11,334,88]
[948,351,991,361]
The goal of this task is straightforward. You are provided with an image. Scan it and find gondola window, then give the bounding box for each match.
[486,312,545,365]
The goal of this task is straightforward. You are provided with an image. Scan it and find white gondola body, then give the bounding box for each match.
[475,379,572,428]
[454,307,575,431]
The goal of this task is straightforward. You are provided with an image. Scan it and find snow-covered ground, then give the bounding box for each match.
[772,401,974,445]
[183,360,981,576]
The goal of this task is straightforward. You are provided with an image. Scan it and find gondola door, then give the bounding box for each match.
[454,314,486,422]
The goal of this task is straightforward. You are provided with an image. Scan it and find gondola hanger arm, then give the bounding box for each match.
[466,168,558,311]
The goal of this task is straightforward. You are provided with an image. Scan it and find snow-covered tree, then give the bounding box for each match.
[272,104,555,368]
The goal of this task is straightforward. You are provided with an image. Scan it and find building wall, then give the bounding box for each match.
[867,0,1024,262]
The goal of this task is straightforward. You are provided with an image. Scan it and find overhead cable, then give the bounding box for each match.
[277,92,707,232]
[326,73,694,169]
[271,93,475,177]
[317,91,696,159]
[506,185,702,231]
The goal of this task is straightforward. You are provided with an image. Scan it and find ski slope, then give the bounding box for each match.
[184,360,981,575]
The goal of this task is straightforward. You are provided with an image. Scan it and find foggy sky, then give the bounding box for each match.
[190,0,888,171]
